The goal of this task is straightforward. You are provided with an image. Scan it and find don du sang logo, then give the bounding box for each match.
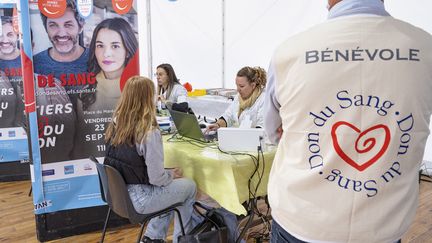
[305,90,414,198]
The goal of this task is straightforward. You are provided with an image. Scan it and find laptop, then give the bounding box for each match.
[217,127,265,152]
[168,109,216,143]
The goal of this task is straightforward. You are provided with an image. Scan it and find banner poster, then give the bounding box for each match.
[28,0,139,214]
[0,2,29,163]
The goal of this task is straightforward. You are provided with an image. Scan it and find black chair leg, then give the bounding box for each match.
[101,208,112,243]
[173,208,186,236]
[137,220,147,243]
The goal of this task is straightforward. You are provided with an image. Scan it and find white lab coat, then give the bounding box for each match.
[221,91,265,128]
[163,83,187,104]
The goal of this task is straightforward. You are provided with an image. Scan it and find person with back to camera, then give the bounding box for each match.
[206,66,266,131]
[74,17,138,158]
[264,0,432,242]
[156,63,188,109]
[104,76,196,243]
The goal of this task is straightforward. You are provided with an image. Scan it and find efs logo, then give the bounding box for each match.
[38,0,67,18]
[64,165,74,175]
[112,0,133,15]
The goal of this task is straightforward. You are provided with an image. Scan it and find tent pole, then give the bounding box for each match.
[146,0,153,79]
[222,0,226,88]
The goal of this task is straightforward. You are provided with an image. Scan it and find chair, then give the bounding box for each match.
[90,156,186,243]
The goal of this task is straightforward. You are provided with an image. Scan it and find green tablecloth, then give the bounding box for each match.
[163,136,275,215]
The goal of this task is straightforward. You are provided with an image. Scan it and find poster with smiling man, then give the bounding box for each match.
[0,2,29,165]
[25,0,139,214]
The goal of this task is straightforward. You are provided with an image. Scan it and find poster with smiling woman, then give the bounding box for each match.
[27,0,139,215]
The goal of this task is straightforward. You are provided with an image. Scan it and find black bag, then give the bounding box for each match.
[172,102,195,115]
[178,203,229,243]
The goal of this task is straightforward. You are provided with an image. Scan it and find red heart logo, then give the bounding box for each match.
[331,121,391,172]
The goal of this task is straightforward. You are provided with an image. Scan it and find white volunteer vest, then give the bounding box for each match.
[269,15,432,243]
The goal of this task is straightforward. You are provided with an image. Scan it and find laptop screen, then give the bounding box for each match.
[168,109,207,142]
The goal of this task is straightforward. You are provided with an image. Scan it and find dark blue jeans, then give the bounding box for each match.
[271,220,307,243]
[271,220,402,243]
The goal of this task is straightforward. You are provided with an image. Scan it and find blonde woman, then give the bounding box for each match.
[104,76,196,243]
[207,66,267,131]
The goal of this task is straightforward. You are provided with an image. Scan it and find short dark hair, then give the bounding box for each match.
[40,0,85,30]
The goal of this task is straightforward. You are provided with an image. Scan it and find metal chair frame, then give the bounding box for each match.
[90,156,185,243]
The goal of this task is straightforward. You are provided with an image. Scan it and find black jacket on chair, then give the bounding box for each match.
[104,142,150,185]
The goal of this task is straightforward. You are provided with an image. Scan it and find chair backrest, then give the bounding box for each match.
[90,156,142,224]
[90,156,108,203]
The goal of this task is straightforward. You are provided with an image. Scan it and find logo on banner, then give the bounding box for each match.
[8,130,15,137]
[34,200,52,210]
[112,0,133,15]
[64,165,74,175]
[83,163,92,171]
[305,89,413,198]
[38,0,67,18]
[42,169,55,176]
[77,0,93,19]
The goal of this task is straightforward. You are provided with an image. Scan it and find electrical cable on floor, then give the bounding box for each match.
[247,138,272,242]
[233,138,271,243]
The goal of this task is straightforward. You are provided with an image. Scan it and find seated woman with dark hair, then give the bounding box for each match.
[104,76,196,243]
[156,63,188,108]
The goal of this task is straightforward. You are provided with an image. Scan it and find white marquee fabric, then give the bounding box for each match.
[138,0,432,89]
[137,0,432,161]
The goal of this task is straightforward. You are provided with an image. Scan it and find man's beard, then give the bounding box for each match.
[50,35,78,55]
[0,41,17,55]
